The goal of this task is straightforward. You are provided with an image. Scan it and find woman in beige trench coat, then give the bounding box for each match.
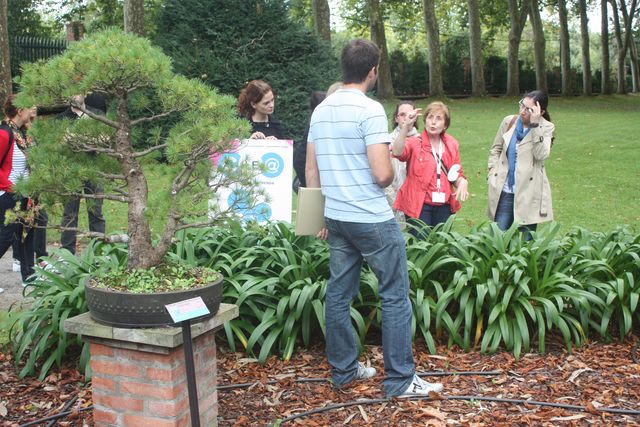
[487,90,554,237]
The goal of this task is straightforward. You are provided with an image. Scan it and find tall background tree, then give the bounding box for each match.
[312,0,331,41]
[578,0,593,94]
[124,0,144,36]
[423,0,444,96]
[529,0,547,92]
[600,0,611,94]
[0,0,10,104]
[506,0,530,95]
[609,0,638,94]
[467,0,486,96]
[557,0,573,95]
[368,0,394,99]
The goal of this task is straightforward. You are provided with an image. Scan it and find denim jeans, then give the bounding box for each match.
[407,203,452,238]
[324,217,415,397]
[495,191,536,240]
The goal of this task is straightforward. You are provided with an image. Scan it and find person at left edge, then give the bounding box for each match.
[0,95,37,286]
[237,80,286,140]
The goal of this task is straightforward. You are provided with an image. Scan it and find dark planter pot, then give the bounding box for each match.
[85,275,223,328]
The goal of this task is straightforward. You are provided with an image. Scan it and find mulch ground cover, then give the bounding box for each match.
[1,338,640,426]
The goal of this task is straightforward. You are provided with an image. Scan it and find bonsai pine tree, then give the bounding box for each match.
[15,29,264,270]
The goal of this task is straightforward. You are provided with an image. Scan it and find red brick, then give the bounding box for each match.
[90,342,114,357]
[146,365,183,382]
[117,347,181,365]
[147,398,189,417]
[123,414,181,427]
[93,409,118,426]
[92,376,116,391]
[120,380,186,399]
[91,360,143,378]
[94,394,144,412]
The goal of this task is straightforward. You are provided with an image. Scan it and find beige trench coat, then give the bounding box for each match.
[487,115,555,226]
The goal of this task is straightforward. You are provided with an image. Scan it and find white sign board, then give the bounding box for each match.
[212,139,293,223]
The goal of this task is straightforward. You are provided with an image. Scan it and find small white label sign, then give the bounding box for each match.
[165,297,210,323]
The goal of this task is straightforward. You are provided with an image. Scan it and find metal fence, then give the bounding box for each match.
[9,36,68,77]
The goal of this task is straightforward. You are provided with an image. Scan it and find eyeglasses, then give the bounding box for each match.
[518,99,534,114]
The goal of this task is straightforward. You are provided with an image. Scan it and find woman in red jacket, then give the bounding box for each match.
[392,101,468,236]
[0,95,36,289]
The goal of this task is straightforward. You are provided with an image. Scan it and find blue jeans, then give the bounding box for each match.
[0,192,35,282]
[495,191,536,239]
[324,217,415,397]
[407,203,452,238]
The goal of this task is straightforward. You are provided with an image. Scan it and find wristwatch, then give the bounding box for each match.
[529,122,540,128]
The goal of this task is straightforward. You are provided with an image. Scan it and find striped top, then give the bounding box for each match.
[308,88,393,223]
[0,140,28,196]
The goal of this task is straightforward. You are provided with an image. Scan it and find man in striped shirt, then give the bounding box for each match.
[305,39,444,398]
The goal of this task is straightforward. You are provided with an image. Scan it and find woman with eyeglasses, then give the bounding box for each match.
[487,90,554,237]
[392,101,469,236]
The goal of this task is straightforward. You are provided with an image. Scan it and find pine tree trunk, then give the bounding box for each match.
[312,0,331,41]
[506,0,530,96]
[0,0,11,105]
[423,0,443,96]
[467,0,486,96]
[114,95,157,270]
[529,0,547,92]
[579,0,592,95]
[368,0,394,99]
[558,0,572,95]
[124,0,145,36]
[600,0,611,94]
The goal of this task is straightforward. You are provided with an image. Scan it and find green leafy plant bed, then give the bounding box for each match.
[85,271,223,328]
[92,265,221,293]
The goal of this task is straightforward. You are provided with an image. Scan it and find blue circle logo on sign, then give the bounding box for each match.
[261,152,284,178]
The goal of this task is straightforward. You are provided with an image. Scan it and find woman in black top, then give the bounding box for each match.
[237,80,285,140]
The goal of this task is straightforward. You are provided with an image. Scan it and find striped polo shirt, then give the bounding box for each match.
[308,88,393,223]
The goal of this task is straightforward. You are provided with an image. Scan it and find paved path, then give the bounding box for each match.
[0,253,26,310]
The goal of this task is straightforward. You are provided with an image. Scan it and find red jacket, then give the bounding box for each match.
[0,126,16,193]
[393,130,465,218]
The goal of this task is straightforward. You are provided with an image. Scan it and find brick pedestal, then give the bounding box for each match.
[65,304,238,427]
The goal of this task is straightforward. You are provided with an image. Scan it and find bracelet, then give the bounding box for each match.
[529,122,540,128]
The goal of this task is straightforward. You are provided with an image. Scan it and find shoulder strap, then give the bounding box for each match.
[506,115,518,132]
[0,124,14,168]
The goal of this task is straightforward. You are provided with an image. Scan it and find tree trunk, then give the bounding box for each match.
[600,0,611,94]
[0,0,11,105]
[558,0,572,95]
[629,36,639,92]
[467,0,486,96]
[124,0,145,36]
[423,0,443,96]
[368,0,394,99]
[529,0,547,92]
[114,95,156,270]
[312,0,331,42]
[506,0,530,96]
[578,0,592,94]
[609,0,638,94]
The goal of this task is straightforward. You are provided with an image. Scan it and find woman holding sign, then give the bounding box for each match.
[237,80,286,140]
[391,101,468,235]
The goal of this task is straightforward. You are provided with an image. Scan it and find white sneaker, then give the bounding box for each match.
[398,374,443,398]
[0,287,4,293]
[12,259,20,272]
[355,362,376,380]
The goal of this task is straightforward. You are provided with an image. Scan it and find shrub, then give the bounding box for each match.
[156,0,340,144]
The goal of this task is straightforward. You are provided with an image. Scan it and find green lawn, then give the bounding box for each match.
[46,95,639,244]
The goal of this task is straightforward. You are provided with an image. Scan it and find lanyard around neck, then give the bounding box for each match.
[430,141,444,191]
